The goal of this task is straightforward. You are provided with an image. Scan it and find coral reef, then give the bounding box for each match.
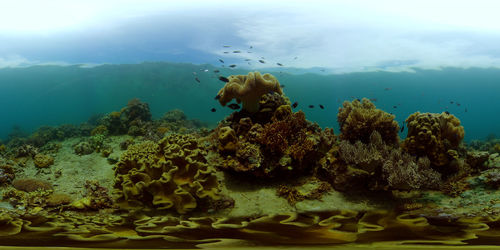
[217,71,282,112]
[70,180,113,210]
[73,141,95,155]
[33,153,54,168]
[319,131,441,191]
[212,95,333,178]
[337,98,399,145]
[114,134,220,213]
[402,111,465,169]
[0,164,14,185]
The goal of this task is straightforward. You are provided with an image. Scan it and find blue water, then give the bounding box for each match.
[0,62,498,142]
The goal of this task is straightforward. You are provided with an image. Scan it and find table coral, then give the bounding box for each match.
[402,111,465,168]
[114,134,220,214]
[217,71,282,112]
[337,98,399,145]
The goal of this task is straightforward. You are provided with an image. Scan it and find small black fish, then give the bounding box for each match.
[211,108,216,112]
[308,105,314,108]
[223,45,231,48]
[319,104,324,109]
[292,102,298,108]
[258,60,265,64]
[393,105,397,108]
[320,69,325,72]
[445,111,450,115]
[233,50,241,53]
[229,64,237,68]
[400,124,405,133]
[456,102,461,106]
[294,56,298,60]
[214,69,220,73]
[244,59,251,61]
[384,88,391,91]
[219,59,224,63]
[228,103,241,110]
[249,46,253,49]
[219,76,229,82]
[450,101,454,104]
[465,108,468,112]
[195,77,200,83]
[223,51,229,54]
[215,95,221,100]
[280,84,285,88]
[277,63,283,66]
[369,98,378,102]
[356,98,361,102]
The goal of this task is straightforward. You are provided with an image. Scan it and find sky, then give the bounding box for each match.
[2,0,500,72]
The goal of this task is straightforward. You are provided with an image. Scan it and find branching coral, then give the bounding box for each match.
[337,98,399,145]
[217,71,282,112]
[402,111,465,168]
[114,134,220,214]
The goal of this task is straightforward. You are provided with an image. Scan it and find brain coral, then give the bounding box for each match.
[402,111,465,168]
[217,71,282,112]
[114,134,220,214]
[338,98,399,145]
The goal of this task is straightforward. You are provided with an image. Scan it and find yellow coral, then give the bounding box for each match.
[33,153,54,168]
[217,126,238,152]
[217,71,282,112]
[402,111,465,167]
[91,125,108,136]
[337,98,399,145]
[114,134,220,213]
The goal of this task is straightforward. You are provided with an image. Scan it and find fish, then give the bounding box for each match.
[215,95,221,100]
[219,59,224,63]
[280,84,285,88]
[369,98,378,102]
[292,102,298,108]
[294,56,298,60]
[320,69,325,72]
[223,45,231,48]
[218,76,229,82]
[192,72,197,75]
[456,102,461,106]
[400,123,405,133]
[258,60,265,64]
[277,63,283,66]
[229,64,237,68]
[445,111,450,115]
[203,69,209,72]
[319,104,324,109]
[223,51,229,54]
[195,77,200,83]
[450,101,454,104]
[247,51,252,53]
[211,108,216,112]
[214,70,220,73]
[249,46,253,49]
[233,50,241,53]
[228,103,241,110]
[308,105,314,108]
[465,108,468,112]
[393,105,397,108]
[384,88,391,91]
[244,59,251,61]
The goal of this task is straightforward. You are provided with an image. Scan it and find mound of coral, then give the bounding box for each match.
[402,111,465,169]
[338,98,400,145]
[114,134,220,214]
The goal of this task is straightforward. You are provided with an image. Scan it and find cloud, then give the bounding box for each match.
[2,0,500,72]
